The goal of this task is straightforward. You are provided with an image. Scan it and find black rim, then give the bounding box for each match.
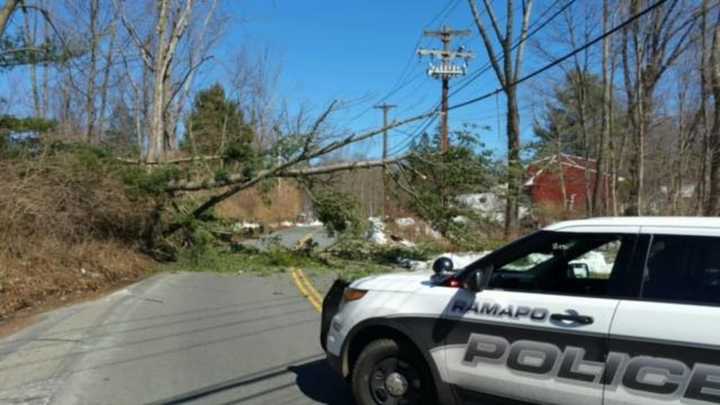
[368,356,423,405]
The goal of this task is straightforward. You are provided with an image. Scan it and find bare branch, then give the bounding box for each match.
[161,0,195,75]
[116,155,223,165]
[113,0,154,69]
[167,157,404,192]
[482,0,506,43]
[468,0,506,85]
[165,55,213,112]
[0,0,20,38]
[513,0,534,82]
[303,100,337,152]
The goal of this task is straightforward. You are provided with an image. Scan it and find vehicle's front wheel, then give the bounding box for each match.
[351,339,435,405]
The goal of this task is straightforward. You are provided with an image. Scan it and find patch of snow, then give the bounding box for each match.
[367,217,388,245]
[394,217,416,227]
[398,239,416,248]
[423,225,442,240]
[232,222,261,232]
[457,193,502,213]
[280,221,294,227]
[571,251,613,275]
[297,220,323,227]
[452,216,469,224]
[504,253,552,271]
[456,191,530,223]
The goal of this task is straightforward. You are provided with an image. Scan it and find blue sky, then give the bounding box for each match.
[214,0,565,160]
[0,0,575,159]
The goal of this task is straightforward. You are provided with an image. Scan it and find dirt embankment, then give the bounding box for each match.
[0,152,156,321]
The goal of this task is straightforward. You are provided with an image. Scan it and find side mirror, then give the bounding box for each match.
[568,262,590,279]
[433,257,454,275]
[466,266,492,292]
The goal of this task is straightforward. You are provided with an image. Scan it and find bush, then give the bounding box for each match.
[0,143,157,319]
[0,147,156,256]
[326,237,436,265]
[314,190,364,236]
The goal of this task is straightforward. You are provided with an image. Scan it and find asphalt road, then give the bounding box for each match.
[246,226,336,251]
[0,272,352,405]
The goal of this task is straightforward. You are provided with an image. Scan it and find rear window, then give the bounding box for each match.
[642,234,720,305]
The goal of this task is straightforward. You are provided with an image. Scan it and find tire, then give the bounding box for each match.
[351,338,436,405]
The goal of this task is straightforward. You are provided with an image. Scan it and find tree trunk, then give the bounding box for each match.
[85,0,99,143]
[626,0,644,215]
[699,0,711,214]
[98,19,117,141]
[41,0,48,118]
[705,13,720,214]
[594,0,611,216]
[22,8,41,117]
[505,88,521,235]
[147,0,170,163]
[467,0,533,237]
[0,0,20,38]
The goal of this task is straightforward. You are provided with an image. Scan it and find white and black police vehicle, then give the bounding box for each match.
[320,217,720,405]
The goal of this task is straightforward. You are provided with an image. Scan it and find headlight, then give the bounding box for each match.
[343,288,367,302]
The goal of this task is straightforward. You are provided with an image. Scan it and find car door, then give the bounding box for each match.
[435,228,640,405]
[606,230,720,405]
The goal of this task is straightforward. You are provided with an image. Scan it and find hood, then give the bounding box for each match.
[350,271,434,293]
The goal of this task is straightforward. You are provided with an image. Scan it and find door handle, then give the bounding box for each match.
[550,313,594,325]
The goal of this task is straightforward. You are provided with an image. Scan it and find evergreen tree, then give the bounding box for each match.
[185,83,254,158]
[531,71,625,159]
[105,101,139,156]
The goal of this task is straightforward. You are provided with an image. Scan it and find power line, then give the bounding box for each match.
[390,0,574,155]
[450,0,575,99]
[450,0,669,112]
[341,0,462,127]
[388,0,672,157]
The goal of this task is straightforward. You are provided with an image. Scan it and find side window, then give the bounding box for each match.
[488,232,633,297]
[643,234,720,305]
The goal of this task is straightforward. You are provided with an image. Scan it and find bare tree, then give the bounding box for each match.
[171,0,220,153]
[467,0,534,237]
[621,0,695,215]
[117,0,197,162]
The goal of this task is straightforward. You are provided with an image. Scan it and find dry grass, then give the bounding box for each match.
[0,152,155,320]
[0,240,152,318]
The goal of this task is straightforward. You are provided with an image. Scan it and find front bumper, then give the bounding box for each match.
[320,278,349,352]
[326,352,343,375]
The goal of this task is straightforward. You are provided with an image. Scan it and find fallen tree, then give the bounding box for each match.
[149,101,437,238]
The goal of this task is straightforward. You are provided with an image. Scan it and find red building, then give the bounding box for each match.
[525,154,612,214]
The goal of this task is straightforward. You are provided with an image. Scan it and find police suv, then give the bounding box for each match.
[320,217,720,405]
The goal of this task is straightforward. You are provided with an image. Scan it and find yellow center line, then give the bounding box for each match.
[295,269,323,303]
[289,229,325,312]
[291,269,322,312]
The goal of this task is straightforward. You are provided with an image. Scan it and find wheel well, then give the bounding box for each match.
[346,325,426,378]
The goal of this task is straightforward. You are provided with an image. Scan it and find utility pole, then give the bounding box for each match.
[418,26,473,153]
[374,103,397,218]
